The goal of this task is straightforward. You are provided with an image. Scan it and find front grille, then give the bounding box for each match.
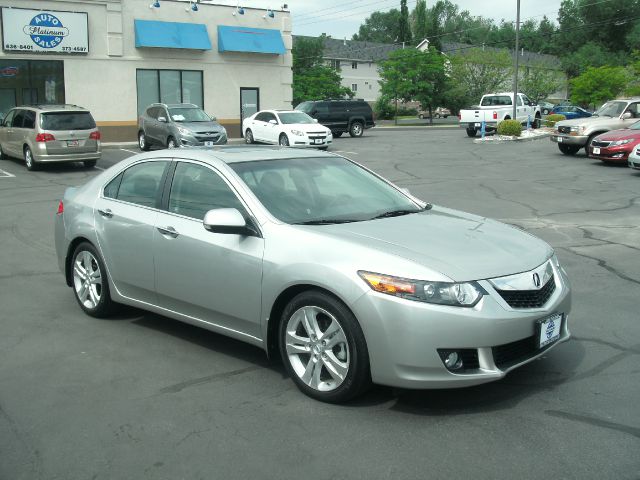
[196,135,220,142]
[492,336,545,370]
[308,131,327,135]
[557,126,571,134]
[591,140,611,148]
[495,274,556,309]
[309,135,327,140]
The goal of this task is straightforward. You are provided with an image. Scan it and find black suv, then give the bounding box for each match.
[295,100,375,137]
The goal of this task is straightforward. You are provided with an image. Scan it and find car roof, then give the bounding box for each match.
[17,104,90,112]
[135,146,338,165]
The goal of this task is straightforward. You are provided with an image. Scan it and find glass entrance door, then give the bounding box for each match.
[240,88,259,137]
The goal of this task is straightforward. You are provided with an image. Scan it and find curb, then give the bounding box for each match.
[473,131,552,144]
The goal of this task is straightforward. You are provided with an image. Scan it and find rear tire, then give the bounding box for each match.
[558,144,580,155]
[71,242,117,318]
[0,143,6,160]
[84,160,97,168]
[332,131,343,138]
[418,114,424,119]
[533,115,541,129]
[349,121,364,137]
[279,290,371,403]
[139,130,150,151]
[24,146,38,171]
[466,128,477,138]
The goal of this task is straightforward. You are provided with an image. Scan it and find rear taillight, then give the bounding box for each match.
[457,113,461,120]
[57,200,64,215]
[90,131,101,141]
[36,133,55,142]
[493,111,498,120]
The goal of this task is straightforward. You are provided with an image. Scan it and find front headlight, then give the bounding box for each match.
[570,126,585,134]
[221,127,227,137]
[177,126,192,136]
[291,129,304,137]
[611,139,632,146]
[358,271,484,307]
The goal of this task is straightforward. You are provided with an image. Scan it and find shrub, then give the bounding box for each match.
[497,119,522,137]
[374,97,395,120]
[397,106,418,116]
[545,113,566,127]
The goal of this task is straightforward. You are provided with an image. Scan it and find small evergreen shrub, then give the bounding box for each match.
[374,98,395,120]
[545,114,566,127]
[497,119,522,137]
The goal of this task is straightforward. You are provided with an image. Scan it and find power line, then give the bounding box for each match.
[295,0,385,21]
[295,0,418,28]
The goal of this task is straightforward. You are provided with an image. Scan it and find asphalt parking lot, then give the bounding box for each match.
[1,129,639,479]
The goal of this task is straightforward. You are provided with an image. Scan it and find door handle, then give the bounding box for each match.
[157,226,179,238]
[98,208,113,218]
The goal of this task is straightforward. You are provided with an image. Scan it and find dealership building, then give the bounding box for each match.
[0,0,293,141]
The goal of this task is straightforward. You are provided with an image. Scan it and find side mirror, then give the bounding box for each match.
[210,115,217,121]
[157,116,167,123]
[622,111,633,120]
[313,119,318,123]
[203,208,257,236]
[269,119,277,125]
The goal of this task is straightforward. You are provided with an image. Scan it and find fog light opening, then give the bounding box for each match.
[439,350,464,371]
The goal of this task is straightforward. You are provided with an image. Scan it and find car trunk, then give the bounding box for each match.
[40,112,99,155]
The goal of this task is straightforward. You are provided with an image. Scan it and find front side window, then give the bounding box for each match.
[168,162,244,220]
[231,157,421,224]
[595,101,626,118]
[2,110,15,127]
[115,161,168,208]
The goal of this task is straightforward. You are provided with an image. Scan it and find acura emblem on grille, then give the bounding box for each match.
[533,273,541,288]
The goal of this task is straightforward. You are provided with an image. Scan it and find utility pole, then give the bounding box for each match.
[512,0,520,120]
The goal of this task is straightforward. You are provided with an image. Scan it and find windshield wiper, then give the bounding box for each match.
[294,219,359,225]
[370,209,421,220]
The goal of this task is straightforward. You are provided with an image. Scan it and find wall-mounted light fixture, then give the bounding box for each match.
[263,9,275,19]
[149,0,160,8]
[186,0,198,12]
[232,6,245,15]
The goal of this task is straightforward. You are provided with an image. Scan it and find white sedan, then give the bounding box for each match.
[243,110,332,149]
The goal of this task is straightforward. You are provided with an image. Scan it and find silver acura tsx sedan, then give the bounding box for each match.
[55,147,571,403]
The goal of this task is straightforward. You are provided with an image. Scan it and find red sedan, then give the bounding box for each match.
[588,122,640,164]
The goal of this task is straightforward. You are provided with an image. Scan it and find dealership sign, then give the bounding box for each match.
[2,7,88,53]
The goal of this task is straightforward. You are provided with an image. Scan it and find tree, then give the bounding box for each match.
[399,0,412,44]
[352,10,400,43]
[292,37,353,106]
[569,66,629,107]
[412,0,428,44]
[448,48,513,107]
[561,42,617,78]
[379,48,448,123]
[519,65,563,103]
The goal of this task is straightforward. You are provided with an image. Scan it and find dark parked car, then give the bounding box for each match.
[295,100,375,138]
[550,105,592,120]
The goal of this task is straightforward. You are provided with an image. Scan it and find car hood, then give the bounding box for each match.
[596,128,640,141]
[284,123,330,134]
[556,116,619,128]
[314,207,552,282]
[177,121,225,134]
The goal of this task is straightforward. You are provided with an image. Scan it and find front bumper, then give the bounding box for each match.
[352,262,572,389]
[628,154,640,169]
[588,145,632,163]
[180,134,228,146]
[463,122,498,131]
[550,134,587,146]
[291,135,333,148]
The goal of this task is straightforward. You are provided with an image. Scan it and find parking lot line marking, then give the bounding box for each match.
[95,166,105,171]
[0,168,15,178]
[120,149,139,155]
[333,151,359,155]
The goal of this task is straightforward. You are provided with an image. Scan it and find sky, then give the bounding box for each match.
[214,1,562,39]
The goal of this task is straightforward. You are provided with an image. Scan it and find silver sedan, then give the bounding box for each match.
[55,147,572,403]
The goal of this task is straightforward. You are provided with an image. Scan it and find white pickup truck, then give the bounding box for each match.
[459,92,542,137]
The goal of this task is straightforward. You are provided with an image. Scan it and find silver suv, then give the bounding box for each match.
[551,98,640,155]
[0,104,101,171]
[138,103,227,150]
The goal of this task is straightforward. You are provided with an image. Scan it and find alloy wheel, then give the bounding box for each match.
[24,147,34,170]
[284,306,350,392]
[167,137,177,149]
[139,133,145,149]
[73,250,103,310]
[279,134,289,146]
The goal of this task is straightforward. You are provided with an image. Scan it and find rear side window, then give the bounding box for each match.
[23,110,36,129]
[114,161,168,208]
[41,112,96,131]
[104,173,124,199]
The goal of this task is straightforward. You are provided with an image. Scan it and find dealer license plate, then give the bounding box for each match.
[537,314,562,349]
[557,136,563,143]
[67,140,79,147]
[593,147,600,155]
[204,141,214,147]
[313,139,323,145]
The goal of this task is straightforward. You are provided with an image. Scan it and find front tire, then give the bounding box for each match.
[279,133,290,147]
[349,121,364,137]
[71,242,116,318]
[84,160,97,168]
[24,146,37,171]
[139,130,150,151]
[279,290,371,403]
[167,136,177,149]
[245,129,254,144]
[0,143,6,160]
[558,144,580,155]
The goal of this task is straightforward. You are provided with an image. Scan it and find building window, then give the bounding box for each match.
[330,59,341,71]
[351,61,358,69]
[136,69,203,115]
[351,84,358,92]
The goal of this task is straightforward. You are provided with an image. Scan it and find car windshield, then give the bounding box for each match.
[41,112,96,130]
[481,95,512,106]
[230,156,423,224]
[594,102,626,118]
[278,112,315,125]
[168,107,211,122]
[295,102,312,114]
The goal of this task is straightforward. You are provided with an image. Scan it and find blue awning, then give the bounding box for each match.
[217,26,285,55]
[134,20,211,50]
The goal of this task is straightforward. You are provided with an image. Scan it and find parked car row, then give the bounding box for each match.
[550,97,640,171]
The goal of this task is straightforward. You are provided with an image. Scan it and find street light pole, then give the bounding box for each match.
[512,0,520,120]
